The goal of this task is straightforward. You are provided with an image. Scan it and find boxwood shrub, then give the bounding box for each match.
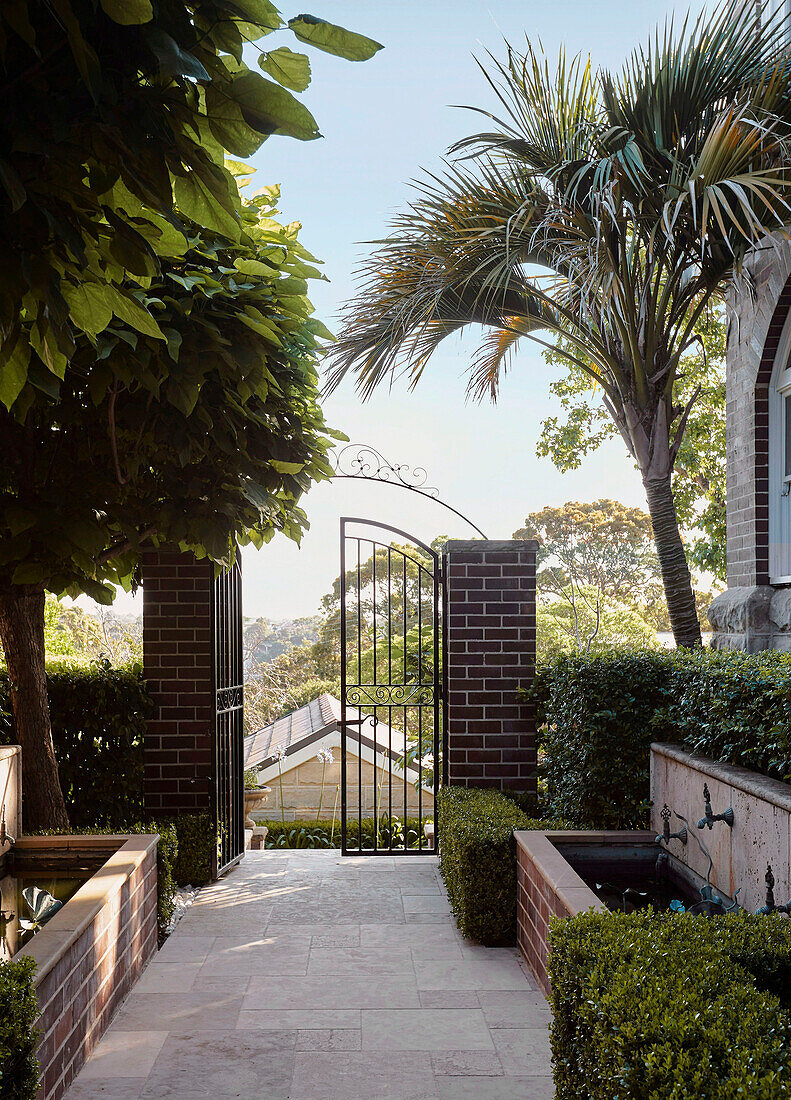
[532,648,791,830]
[550,910,791,1099]
[169,812,214,886]
[0,956,39,1100]
[437,786,560,945]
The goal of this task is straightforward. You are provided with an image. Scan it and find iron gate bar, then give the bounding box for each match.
[212,555,244,877]
[339,517,442,857]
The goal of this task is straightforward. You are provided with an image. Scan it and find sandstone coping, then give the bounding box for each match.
[15,834,159,984]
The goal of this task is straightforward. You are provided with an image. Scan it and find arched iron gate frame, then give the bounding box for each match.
[212,556,245,876]
[339,517,443,856]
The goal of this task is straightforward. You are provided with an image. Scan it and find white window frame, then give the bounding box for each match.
[768,306,791,583]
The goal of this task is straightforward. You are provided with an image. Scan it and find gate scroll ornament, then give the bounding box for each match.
[332,444,487,540]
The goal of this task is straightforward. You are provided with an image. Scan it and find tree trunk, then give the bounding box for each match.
[643,475,702,648]
[0,584,69,830]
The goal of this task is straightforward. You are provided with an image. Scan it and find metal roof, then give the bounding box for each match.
[243,694,409,770]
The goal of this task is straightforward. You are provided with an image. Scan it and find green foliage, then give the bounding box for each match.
[549,910,791,1099]
[537,587,658,659]
[533,648,791,830]
[0,1,382,409]
[0,662,151,827]
[148,821,178,942]
[0,956,39,1100]
[532,651,675,829]
[169,813,214,886]
[0,188,341,604]
[437,787,559,945]
[537,312,727,583]
[171,816,211,885]
[665,649,791,785]
[261,816,426,850]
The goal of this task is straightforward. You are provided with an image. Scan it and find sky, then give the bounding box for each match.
[106,0,709,622]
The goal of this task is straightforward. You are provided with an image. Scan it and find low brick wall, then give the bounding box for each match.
[15,835,158,1100]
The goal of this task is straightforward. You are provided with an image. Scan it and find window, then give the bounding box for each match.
[769,310,791,581]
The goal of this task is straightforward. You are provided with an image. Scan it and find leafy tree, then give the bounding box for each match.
[537,587,658,657]
[538,313,726,582]
[0,2,381,828]
[513,499,660,654]
[514,500,660,606]
[0,185,337,830]
[0,1,382,394]
[326,0,791,647]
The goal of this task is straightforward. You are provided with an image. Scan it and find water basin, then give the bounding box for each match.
[0,849,106,960]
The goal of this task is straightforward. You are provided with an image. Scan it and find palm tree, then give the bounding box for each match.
[327,0,791,647]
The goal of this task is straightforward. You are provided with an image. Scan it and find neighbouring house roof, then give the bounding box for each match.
[243,693,410,772]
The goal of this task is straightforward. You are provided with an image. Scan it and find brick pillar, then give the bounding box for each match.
[443,539,537,795]
[141,550,214,817]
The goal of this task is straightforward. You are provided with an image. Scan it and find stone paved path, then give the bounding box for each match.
[65,850,553,1099]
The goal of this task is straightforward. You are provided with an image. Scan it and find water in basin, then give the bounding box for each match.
[555,842,727,914]
[0,851,103,960]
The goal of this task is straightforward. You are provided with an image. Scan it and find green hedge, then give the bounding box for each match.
[0,661,152,828]
[169,813,213,886]
[261,817,426,849]
[532,651,675,829]
[437,786,560,945]
[550,910,791,1099]
[0,956,39,1100]
[532,648,791,829]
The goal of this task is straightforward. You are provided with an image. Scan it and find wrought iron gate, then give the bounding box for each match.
[340,518,442,855]
[212,556,244,876]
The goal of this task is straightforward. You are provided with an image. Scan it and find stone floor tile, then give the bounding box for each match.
[415,955,532,991]
[133,964,203,995]
[244,974,421,1009]
[361,1009,494,1051]
[360,922,460,948]
[296,1028,362,1051]
[435,1076,555,1099]
[431,1051,504,1075]
[151,936,215,964]
[139,1031,294,1098]
[311,930,360,948]
[65,1078,146,1098]
[64,850,552,1100]
[290,1051,438,1099]
[236,1009,361,1030]
[419,990,480,1009]
[407,912,458,924]
[197,951,309,977]
[112,992,244,1032]
[490,1027,554,1075]
[78,1032,168,1079]
[477,991,552,1028]
[403,893,448,912]
[307,946,414,976]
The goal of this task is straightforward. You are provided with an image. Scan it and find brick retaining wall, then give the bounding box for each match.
[16,836,158,1100]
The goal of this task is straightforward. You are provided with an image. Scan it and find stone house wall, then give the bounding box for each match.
[260,750,433,822]
[710,237,791,650]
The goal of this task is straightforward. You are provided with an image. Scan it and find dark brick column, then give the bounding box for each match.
[443,540,537,795]
[141,550,214,817]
